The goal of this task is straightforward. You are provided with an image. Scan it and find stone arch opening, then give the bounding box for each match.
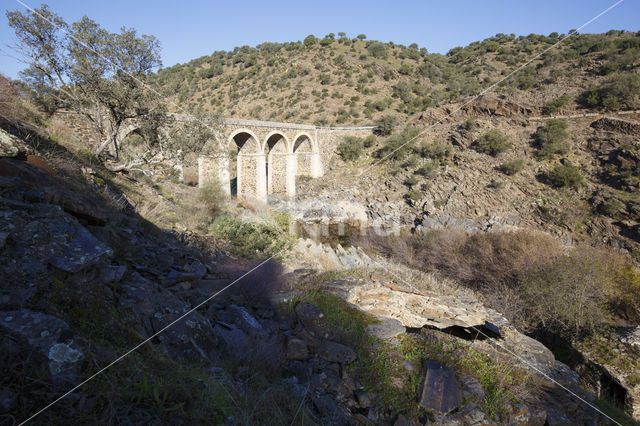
[119,128,146,161]
[229,130,265,202]
[265,132,293,197]
[293,133,317,178]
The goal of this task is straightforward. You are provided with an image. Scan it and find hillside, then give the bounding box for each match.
[3,21,640,425]
[150,30,640,126]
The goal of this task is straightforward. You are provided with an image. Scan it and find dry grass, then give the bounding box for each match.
[356,227,640,337]
[356,228,562,288]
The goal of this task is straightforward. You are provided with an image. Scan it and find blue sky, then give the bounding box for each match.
[1,0,638,79]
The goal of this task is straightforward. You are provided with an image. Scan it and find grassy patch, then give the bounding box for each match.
[207,213,293,259]
[398,332,533,422]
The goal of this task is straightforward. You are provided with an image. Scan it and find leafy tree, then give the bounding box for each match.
[162,112,223,180]
[337,136,363,161]
[7,4,166,166]
[303,34,317,47]
[338,32,347,38]
[373,115,396,136]
[367,42,388,59]
[357,34,367,40]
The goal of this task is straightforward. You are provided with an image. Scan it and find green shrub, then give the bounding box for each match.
[377,128,420,161]
[599,198,625,217]
[367,42,388,59]
[337,136,364,161]
[461,117,478,132]
[501,159,524,176]
[542,94,571,115]
[585,73,640,110]
[207,214,292,258]
[198,178,227,214]
[475,130,511,156]
[534,119,570,159]
[374,115,397,136]
[363,134,376,148]
[414,140,450,160]
[405,189,422,202]
[548,162,583,188]
[404,175,419,188]
[415,160,439,178]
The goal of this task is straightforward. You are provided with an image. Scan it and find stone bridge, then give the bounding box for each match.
[51,111,373,203]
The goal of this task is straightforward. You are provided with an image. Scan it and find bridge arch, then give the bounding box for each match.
[264,132,295,197]
[229,129,266,202]
[293,132,321,178]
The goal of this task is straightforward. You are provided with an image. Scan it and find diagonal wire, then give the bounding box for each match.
[374,260,622,426]
[18,253,283,425]
[359,0,624,176]
[13,0,627,423]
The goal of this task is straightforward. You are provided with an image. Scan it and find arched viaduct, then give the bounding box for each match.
[198,118,325,203]
[50,111,373,203]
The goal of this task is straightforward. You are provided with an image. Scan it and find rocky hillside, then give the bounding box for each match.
[150,30,640,126]
[2,111,623,425]
[2,26,640,425]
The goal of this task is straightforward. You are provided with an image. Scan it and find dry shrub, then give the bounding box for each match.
[198,178,227,215]
[357,228,562,289]
[518,245,640,336]
[183,169,198,186]
[356,228,640,336]
[0,74,42,124]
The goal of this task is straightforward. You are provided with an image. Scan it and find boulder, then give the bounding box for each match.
[0,158,109,224]
[119,273,219,364]
[317,340,357,364]
[0,310,84,384]
[295,302,336,340]
[212,324,252,359]
[365,316,405,340]
[0,128,29,158]
[419,360,462,414]
[591,117,640,135]
[49,223,113,273]
[285,337,309,360]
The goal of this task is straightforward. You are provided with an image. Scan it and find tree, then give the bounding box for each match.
[367,42,388,59]
[374,115,396,136]
[162,112,223,181]
[338,32,347,39]
[337,136,363,161]
[357,34,367,40]
[7,4,166,166]
[303,34,317,47]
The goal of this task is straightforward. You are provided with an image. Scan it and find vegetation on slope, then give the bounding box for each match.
[150,30,640,125]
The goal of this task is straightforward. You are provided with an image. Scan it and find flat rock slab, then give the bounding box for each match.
[419,360,462,414]
[337,282,508,333]
[49,222,113,272]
